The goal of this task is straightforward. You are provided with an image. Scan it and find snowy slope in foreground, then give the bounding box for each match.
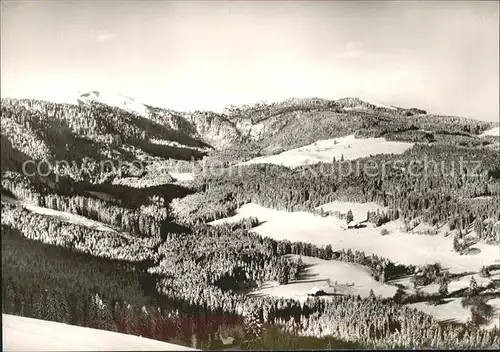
[2,314,196,351]
[238,135,413,168]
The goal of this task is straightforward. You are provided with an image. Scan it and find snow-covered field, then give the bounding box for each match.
[319,200,387,221]
[417,275,491,296]
[409,298,471,325]
[238,135,413,168]
[1,195,117,232]
[170,172,195,182]
[2,314,196,351]
[251,255,397,301]
[401,272,499,328]
[211,201,500,327]
[480,126,500,137]
[87,191,117,202]
[409,297,500,330]
[255,258,499,329]
[209,202,498,274]
[212,201,500,328]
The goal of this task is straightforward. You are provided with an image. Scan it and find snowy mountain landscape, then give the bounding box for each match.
[2,1,500,350]
[2,91,499,350]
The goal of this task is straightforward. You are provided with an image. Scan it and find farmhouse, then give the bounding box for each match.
[307,286,327,297]
[344,221,361,230]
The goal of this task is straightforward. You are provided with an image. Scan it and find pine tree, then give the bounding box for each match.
[453,235,462,253]
[369,289,376,301]
[45,290,60,322]
[86,294,99,328]
[438,279,448,296]
[325,245,333,260]
[278,265,290,285]
[393,287,405,303]
[319,207,326,217]
[3,282,17,314]
[296,256,304,269]
[54,288,71,324]
[468,276,478,295]
[346,209,354,224]
[97,300,117,332]
[244,306,263,340]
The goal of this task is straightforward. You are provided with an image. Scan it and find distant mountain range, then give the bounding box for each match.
[77,90,422,118]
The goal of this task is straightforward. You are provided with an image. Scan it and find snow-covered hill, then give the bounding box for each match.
[78,91,151,117]
[77,90,238,148]
[2,314,197,351]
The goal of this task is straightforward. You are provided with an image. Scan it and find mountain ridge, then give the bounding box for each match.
[75,90,432,148]
[1,93,496,176]
[77,90,418,117]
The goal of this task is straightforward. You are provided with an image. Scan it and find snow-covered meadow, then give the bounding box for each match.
[250,255,398,301]
[238,135,413,168]
[210,202,498,274]
[210,200,500,326]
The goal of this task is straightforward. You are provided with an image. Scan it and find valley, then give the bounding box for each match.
[1,95,499,350]
[3,1,500,349]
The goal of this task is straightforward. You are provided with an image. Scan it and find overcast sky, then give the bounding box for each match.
[1,1,499,121]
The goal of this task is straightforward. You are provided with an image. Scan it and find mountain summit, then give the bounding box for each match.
[77,91,151,117]
[335,97,398,111]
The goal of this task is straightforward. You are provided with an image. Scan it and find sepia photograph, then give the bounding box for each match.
[1,0,499,350]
